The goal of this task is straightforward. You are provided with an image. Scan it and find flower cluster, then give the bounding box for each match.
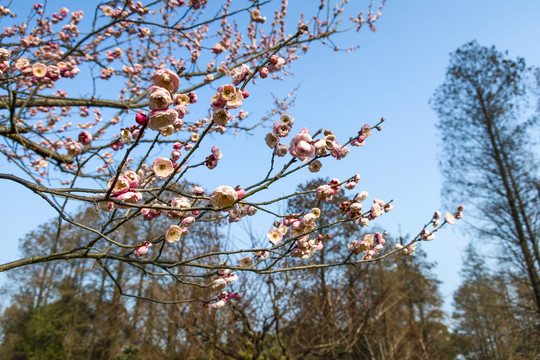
[395,243,417,256]
[265,113,295,155]
[142,69,190,135]
[134,241,152,258]
[204,291,242,309]
[291,234,326,259]
[266,208,326,260]
[259,54,286,77]
[350,124,373,147]
[211,84,244,110]
[316,178,342,202]
[205,145,222,169]
[62,130,92,157]
[314,130,350,160]
[348,232,386,260]
[210,269,239,292]
[104,170,142,210]
[228,202,257,223]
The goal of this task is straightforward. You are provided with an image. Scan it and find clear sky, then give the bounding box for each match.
[1,0,540,316]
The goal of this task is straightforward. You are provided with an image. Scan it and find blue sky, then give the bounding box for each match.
[1,0,539,316]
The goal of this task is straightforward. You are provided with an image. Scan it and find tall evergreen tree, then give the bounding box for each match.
[431,41,540,313]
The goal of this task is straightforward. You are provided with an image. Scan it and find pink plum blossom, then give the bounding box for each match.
[108,176,130,195]
[231,64,251,85]
[148,85,173,110]
[134,241,152,257]
[267,227,283,244]
[151,68,180,93]
[135,112,148,125]
[280,114,294,127]
[370,203,383,218]
[191,186,204,195]
[115,191,142,208]
[345,181,356,190]
[273,122,290,137]
[65,141,82,157]
[32,63,47,78]
[289,128,315,162]
[316,185,334,202]
[212,278,227,291]
[167,196,191,219]
[152,157,174,177]
[210,185,238,209]
[78,131,92,145]
[147,108,178,131]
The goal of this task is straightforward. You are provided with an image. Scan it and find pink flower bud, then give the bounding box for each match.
[236,188,246,198]
[135,112,148,125]
[78,131,92,145]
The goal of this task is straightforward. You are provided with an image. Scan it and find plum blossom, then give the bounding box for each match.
[141,207,162,220]
[181,216,196,227]
[147,108,178,131]
[345,181,356,190]
[0,48,10,61]
[273,122,290,137]
[32,63,47,78]
[152,157,174,177]
[356,191,369,202]
[165,225,183,243]
[151,68,180,93]
[267,227,283,244]
[280,114,294,127]
[148,85,173,110]
[370,203,383,219]
[444,212,455,225]
[289,128,315,162]
[316,185,334,201]
[115,191,142,208]
[421,230,436,241]
[231,64,250,85]
[167,196,191,219]
[108,176,130,195]
[134,241,152,257]
[210,185,238,208]
[65,140,82,156]
[238,255,253,268]
[291,235,324,259]
[309,160,322,172]
[396,243,417,256]
[274,143,288,157]
[213,108,230,125]
[191,186,204,195]
[212,278,227,291]
[211,84,244,109]
[265,132,279,148]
